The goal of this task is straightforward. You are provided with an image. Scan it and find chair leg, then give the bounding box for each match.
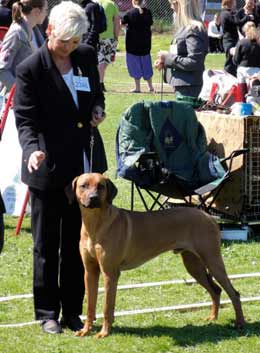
[136,185,149,211]
[131,181,134,211]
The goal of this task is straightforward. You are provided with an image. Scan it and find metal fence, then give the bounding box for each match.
[47,0,245,29]
[145,0,245,24]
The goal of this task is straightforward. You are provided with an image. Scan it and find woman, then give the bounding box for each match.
[121,0,154,93]
[220,0,239,77]
[0,0,47,93]
[154,0,208,98]
[14,1,107,334]
[235,0,256,36]
[232,21,260,82]
[207,12,224,53]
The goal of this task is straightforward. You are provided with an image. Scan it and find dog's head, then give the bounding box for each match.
[66,173,118,209]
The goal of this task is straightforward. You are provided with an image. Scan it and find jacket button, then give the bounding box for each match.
[77,122,83,128]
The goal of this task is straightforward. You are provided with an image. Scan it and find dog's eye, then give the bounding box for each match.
[97,184,105,191]
[79,183,88,189]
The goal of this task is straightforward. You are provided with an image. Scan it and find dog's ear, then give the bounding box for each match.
[106,178,118,204]
[65,176,79,204]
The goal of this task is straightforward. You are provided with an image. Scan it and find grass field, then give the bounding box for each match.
[0,34,260,353]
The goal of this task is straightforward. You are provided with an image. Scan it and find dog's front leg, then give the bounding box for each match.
[95,269,120,339]
[76,261,100,337]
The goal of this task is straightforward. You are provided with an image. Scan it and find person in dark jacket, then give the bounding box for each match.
[232,21,260,82]
[0,0,12,27]
[121,0,154,93]
[220,0,239,76]
[235,0,256,36]
[81,0,101,51]
[14,0,107,335]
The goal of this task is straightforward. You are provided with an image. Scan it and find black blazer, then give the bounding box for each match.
[0,192,5,213]
[14,42,107,190]
[220,9,239,51]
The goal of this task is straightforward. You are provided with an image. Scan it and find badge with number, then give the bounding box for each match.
[73,76,91,92]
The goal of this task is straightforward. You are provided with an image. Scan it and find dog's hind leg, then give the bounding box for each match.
[181,251,222,321]
[205,256,245,328]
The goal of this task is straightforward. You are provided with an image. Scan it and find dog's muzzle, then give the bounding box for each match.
[84,193,101,209]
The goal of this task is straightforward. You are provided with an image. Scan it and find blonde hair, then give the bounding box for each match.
[48,1,88,40]
[243,21,256,40]
[170,0,205,33]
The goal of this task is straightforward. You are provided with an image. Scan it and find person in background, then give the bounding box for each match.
[208,13,224,53]
[154,0,208,98]
[236,0,256,36]
[97,0,121,92]
[0,0,46,93]
[14,0,107,334]
[121,0,154,93]
[81,0,102,52]
[231,21,260,82]
[255,0,260,26]
[0,0,12,27]
[220,0,239,77]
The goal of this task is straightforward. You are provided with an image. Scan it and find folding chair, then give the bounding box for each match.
[116,100,248,219]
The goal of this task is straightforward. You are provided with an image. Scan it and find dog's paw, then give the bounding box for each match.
[75,328,91,337]
[94,330,109,339]
[204,314,218,322]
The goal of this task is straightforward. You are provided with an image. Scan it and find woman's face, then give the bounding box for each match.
[48,29,81,58]
[33,0,48,25]
[245,0,255,11]
[170,0,178,12]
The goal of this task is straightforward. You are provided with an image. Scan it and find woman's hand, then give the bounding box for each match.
[154,50,168,71]
[229,47,235,56]
[27,151,46,173]
[91,105,106,127]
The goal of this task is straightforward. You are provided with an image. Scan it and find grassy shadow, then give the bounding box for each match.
[107,321,260,346]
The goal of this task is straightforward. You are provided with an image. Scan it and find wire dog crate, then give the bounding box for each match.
[197,112,260,225]
[243,117,260,222]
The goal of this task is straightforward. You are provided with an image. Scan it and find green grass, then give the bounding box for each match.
[0,34,259,353]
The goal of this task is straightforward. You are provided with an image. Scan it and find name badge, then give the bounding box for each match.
[170,44,177,55]
[73,75,91,92]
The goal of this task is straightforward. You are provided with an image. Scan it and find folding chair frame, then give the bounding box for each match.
[130,149,249,220]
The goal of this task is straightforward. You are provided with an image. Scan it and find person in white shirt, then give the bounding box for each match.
[208,13,224,53]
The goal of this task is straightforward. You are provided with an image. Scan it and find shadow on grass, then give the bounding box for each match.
[101,321,260,346]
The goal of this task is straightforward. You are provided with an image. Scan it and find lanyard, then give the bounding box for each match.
[89,128,94,173]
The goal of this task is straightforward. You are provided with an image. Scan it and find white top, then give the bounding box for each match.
[208,21,223,39]
[62,69,90,171]
[62,68,79,108]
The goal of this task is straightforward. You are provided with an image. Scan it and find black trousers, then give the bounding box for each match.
[29,187,85,321]
[174,85,203,98]
[209,37,224,53]
[224,45,237,77]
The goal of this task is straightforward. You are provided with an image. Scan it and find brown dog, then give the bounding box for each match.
[67,173,245,339]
